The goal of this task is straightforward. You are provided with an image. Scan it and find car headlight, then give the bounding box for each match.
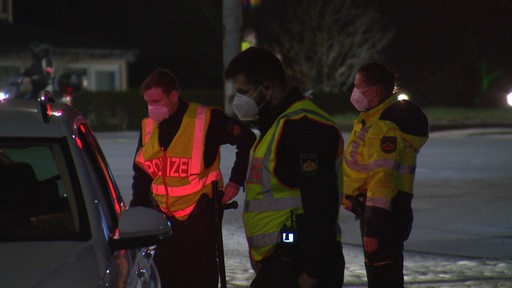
[507,92,512,107]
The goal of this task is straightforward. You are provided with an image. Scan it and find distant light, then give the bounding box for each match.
[0,91,8,101]
[50,110,63,117]
[243,0,261,8]
[507,92,512,107]
[397,93,409,101]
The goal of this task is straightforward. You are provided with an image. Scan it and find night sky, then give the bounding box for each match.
[10,0,512,106]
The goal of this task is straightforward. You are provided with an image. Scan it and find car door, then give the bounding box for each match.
[74,122,161,288]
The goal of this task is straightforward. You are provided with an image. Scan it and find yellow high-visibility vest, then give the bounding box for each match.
[343,96,428,211]
[135,103,223,220]
[244,98,342,262]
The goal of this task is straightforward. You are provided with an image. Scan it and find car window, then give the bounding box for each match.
[0,137,89,241]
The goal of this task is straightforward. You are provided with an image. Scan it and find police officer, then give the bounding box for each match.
[21,42,54,100]
[130,69,256,288]
[224,47,345,287]
[343,62,429,288]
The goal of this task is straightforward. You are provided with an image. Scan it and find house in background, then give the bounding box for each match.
[0,1,137,93]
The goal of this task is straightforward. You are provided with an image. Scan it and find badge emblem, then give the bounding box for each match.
[231,124,241,136]
[300,153,319,176]
[381,136,397,153]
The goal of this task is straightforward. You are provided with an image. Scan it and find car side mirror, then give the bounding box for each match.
[109,207,172,251]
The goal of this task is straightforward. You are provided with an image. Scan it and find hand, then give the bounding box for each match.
[222,182,240,203]
[297,272,318,288]
[343,199,352,212]
[363,236,379,253]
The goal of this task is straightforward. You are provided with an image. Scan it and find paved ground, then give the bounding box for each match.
[339,128,512,288]
[225,243,512,287]
[342,244,512,288]
[97,128,512,287]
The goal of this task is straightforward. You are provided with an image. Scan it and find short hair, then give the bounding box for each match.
[356,62,397,97]
[224,47,287,87]
[242,27,256,39]
[141,69,180,94]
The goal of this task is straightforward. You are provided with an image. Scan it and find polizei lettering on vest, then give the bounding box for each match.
[144,157,191,177]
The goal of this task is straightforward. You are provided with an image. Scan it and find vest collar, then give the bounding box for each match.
[356,95,396,126]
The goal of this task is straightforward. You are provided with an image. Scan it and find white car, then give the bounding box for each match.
[0,96,171,287]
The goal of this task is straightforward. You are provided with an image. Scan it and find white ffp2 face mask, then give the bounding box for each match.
[148,105,169,123]
[350,88,370,111]
[232,93,259,121]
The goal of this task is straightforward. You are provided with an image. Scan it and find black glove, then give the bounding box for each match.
[345,194,366,219]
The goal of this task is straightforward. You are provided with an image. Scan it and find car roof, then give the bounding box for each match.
[0,99,85,138]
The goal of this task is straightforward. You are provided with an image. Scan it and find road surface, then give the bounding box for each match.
[96,128,512,287]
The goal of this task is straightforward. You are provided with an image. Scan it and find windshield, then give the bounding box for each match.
[0,137,89,241]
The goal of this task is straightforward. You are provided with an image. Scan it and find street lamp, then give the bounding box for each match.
[397,93,409,101]
[507,92,512,107]
[0,91,7,101]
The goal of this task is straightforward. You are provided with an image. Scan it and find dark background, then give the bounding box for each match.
[13,0,224,90]
[11,0,512,107]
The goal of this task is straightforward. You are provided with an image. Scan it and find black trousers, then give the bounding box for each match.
[154,195,218,288]
[363,239,405,288]
[361,194,413,288]
[250,241,345,288]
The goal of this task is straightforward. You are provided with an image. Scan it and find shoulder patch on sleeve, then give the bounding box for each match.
[229,123,242,136]
[300,153,319,176]
[381,136,397,153]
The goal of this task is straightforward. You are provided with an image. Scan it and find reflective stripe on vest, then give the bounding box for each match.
[191,106,206,174]
[151,169,222,197]
[366,196,391,210]
[172,202,196,218]
[244,196,302,213]
[248,231,280,249]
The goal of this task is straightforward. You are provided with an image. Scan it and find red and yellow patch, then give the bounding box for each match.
[231,124,241,136]
[300,153,319,176]
[381,136,397,153]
